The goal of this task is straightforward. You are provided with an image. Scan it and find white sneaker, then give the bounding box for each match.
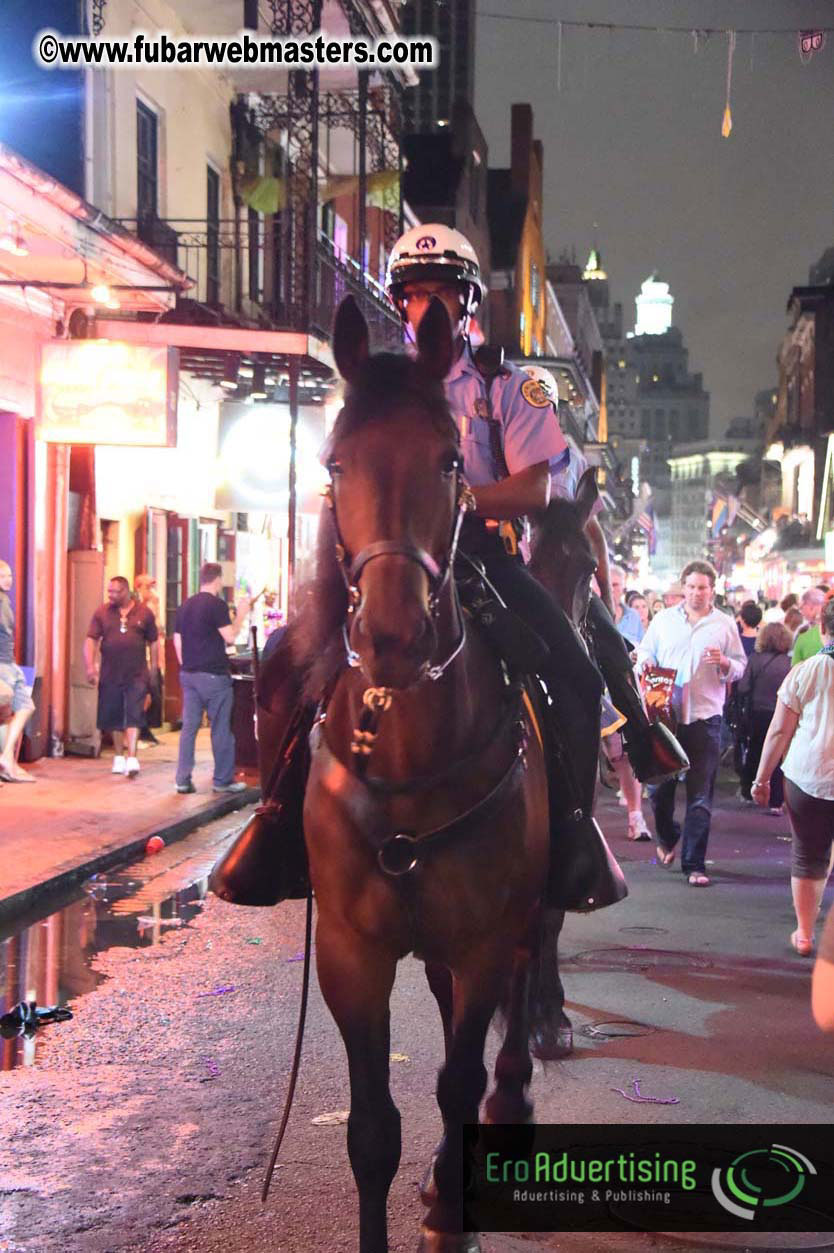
[125,756,140,778]
[627,810,652,841]
[112,755,126,775]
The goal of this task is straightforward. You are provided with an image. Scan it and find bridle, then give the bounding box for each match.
[323,462,476,687]
[317,458,528,882]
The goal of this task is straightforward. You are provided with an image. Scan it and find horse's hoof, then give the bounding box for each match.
[481,1098,534,1126]
[419,1154,438,1205]
[417,1228,482,1253]
[530,1014,573,1060]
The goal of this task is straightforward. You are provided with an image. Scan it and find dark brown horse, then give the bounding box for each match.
[285,298,604,1253]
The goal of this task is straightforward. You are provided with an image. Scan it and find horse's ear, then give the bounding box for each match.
[574,465,599,528]
[415,297,455,381]
[333,296,370,385]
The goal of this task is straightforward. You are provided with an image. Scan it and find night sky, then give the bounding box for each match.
[475,0,834,434]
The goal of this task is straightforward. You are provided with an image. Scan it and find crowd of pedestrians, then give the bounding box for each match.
[610,559,834,990]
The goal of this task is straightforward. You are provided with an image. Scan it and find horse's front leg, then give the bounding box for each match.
[419,949,510,1253]
[483,938,534,1125]
[420,962,454,1205]
[316,918,401,1253]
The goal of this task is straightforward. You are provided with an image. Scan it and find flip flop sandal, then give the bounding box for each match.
[656,845,675,866]
[688,873,711,887]
[790,930,814,956]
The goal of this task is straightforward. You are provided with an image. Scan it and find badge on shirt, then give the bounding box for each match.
[520,378,552,409]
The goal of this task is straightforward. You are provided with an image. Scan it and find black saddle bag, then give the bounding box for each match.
[209,697,313,907]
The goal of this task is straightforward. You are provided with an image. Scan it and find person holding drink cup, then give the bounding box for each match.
[636,561,747,885]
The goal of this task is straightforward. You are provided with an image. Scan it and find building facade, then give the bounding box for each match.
[401,0,476,133]
[588,266,710,575]
[767,280,834,540]
[667,441,759,581]
[0,0,413,755]
[486,104,547,359]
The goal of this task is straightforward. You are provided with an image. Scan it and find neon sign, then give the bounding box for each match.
[38,341,178,446]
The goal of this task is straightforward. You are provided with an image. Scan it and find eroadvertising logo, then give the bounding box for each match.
[711,1144,817,1220]
[465,1125,834,1234]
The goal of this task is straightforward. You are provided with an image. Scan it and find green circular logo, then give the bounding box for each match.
[711,1144,816,1220]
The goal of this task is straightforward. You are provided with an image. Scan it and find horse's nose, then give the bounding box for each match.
[357,609,429,659]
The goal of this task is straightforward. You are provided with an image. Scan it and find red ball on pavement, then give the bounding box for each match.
[145,835,165,856]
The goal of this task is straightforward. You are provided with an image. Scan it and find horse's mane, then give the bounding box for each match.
[292,351,459,700]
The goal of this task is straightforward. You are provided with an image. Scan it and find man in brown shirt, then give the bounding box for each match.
[84,576,158,778]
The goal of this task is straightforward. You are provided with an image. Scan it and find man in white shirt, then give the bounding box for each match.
[637,560,747,885]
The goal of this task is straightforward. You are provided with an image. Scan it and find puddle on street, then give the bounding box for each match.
[0,858,215,1071]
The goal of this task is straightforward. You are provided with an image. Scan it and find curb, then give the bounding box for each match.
[0,786,260,928]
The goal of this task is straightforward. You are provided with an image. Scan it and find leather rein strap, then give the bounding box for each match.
[262,884,313,1204]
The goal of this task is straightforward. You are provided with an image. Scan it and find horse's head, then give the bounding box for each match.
[325,296,463,689]
[528,468,600,626]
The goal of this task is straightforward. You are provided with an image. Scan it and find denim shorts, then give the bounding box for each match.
[97,676,148,731]
[0,661,35,715]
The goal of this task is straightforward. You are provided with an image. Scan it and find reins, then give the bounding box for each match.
[262,884,313,1203]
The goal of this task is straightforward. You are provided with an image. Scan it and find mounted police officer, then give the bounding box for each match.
[384,226,686,812]
[210,225,683,930]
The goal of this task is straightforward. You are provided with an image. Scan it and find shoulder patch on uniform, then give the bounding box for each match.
[520,378,552,408]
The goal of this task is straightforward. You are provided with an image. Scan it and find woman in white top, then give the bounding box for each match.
[753,598,834,956]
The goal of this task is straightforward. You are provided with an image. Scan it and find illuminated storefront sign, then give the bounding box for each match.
[38,341,178,446]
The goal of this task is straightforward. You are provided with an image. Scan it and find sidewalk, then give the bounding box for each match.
[0,729,258,924]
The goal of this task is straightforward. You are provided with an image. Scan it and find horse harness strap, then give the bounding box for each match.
[313,682,529,879]
[358,671,525,796]
[348,540,441,587]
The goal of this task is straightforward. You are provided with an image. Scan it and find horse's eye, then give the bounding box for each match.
[440,450,460,478]
[327,458,343,477]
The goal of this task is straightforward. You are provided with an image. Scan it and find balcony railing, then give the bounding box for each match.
[313,233,401,350]
[114,216,401,346]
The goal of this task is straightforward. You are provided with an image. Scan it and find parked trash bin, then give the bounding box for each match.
[231,671,258,769]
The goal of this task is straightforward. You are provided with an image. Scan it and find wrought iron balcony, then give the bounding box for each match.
[314,233,401,349]
[113,215,401,346]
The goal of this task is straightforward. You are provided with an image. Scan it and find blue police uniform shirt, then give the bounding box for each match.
[445,345,568,487]
[551,446,604,519]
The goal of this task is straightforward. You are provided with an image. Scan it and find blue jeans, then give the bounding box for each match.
[176,671,235,788]
[649,715,722,875]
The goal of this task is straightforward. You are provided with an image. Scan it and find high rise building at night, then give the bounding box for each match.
[587,258,710,574]
[401,0,476,132]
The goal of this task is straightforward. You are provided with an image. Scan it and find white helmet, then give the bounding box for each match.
[521,364,559,407]
[385,224,484,316]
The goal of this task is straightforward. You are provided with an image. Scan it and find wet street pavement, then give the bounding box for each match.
[1,775,833,1252]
